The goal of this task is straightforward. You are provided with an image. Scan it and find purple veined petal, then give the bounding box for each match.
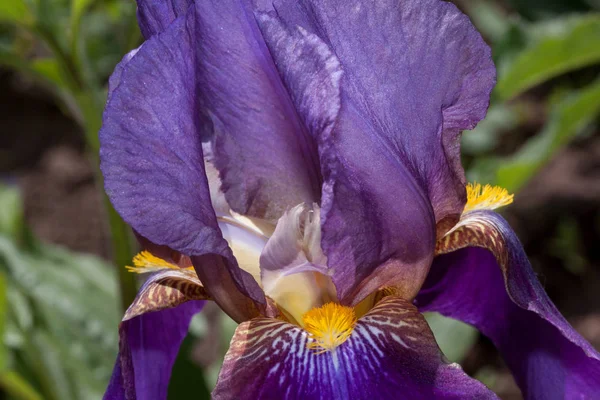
[416,210,600,398]
[194,0,323,221]
[213,296,497,400]
[267,0,495,230]
[254,3,434,304]
[256,0,495,302]
[100,11,265,321]
[135,0,193,39]
[106,48,139,103]
[104,300,204,400]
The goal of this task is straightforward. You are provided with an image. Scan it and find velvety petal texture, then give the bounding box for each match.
[268,0,495,227]
[100,11,264,321]
[213,296,497,399]
[135,0,192,39]
[194,0,323,220]
[105,300,204,400]
[416,210,600,399]
[260,0,499,303]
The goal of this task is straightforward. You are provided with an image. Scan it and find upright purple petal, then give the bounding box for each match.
[104,301,204,400]
[256,0,495,302]
[135,0,192,39]
[100,12,264,321]
[194,0,323,221]
[106,48,139,103]
[416,211,600,398]
[214,297,497,399]
[269,0,495,228]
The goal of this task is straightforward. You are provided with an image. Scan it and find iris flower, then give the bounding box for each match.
[101,0,600,398]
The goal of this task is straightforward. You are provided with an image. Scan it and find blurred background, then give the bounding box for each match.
[0,0,599,399]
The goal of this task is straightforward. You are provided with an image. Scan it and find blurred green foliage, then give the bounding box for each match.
[1,0,599,398]
[0,184,119,400]
[1,0,140,314]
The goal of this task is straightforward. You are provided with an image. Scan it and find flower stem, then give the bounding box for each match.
[105,198,138,311]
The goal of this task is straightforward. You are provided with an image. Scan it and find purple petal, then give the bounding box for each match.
[213,296,497,399]
[106,48,139,103]
[194,0,323,220]
[135,0,192,39]
[416,210,600,398]
[269,0,495,227]
[104,300,204,400]
[257,0,495,302]
[100,12,264,321]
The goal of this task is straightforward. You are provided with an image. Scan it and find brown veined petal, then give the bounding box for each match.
[123,268,210,321]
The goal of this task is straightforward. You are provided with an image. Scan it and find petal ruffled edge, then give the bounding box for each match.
[100,10,266,320]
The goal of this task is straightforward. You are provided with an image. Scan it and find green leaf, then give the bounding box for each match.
[497,78,600,191]
[0,185,23,239]
[30,58,67,89]
[25,331,76,400]
[496,14,600,100]
[462,105,520,155]
[0,273,8,372]
[424,313,478,363]
[466,1,511,42]
[69,0,95,69]
[0,232,121,400]
[71,0,94,23]
[0,370,44,400]
[169,336,211,400]
[0,0,32,24]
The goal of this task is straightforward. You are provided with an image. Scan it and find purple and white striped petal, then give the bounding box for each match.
[213,297,497,399]
[416,210,600,399]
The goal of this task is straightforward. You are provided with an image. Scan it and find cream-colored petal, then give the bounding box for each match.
[260,204,334,323]
[262,269,335,325]
[218,219,267,286]
[230,211,276,237]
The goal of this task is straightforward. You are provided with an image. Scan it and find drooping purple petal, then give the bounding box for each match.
[100,12,264,321]
[194,0,325,221]
[135,0,192,39]
[104,300,204,400]
[416,210,600,398]
[213,296,497,399]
